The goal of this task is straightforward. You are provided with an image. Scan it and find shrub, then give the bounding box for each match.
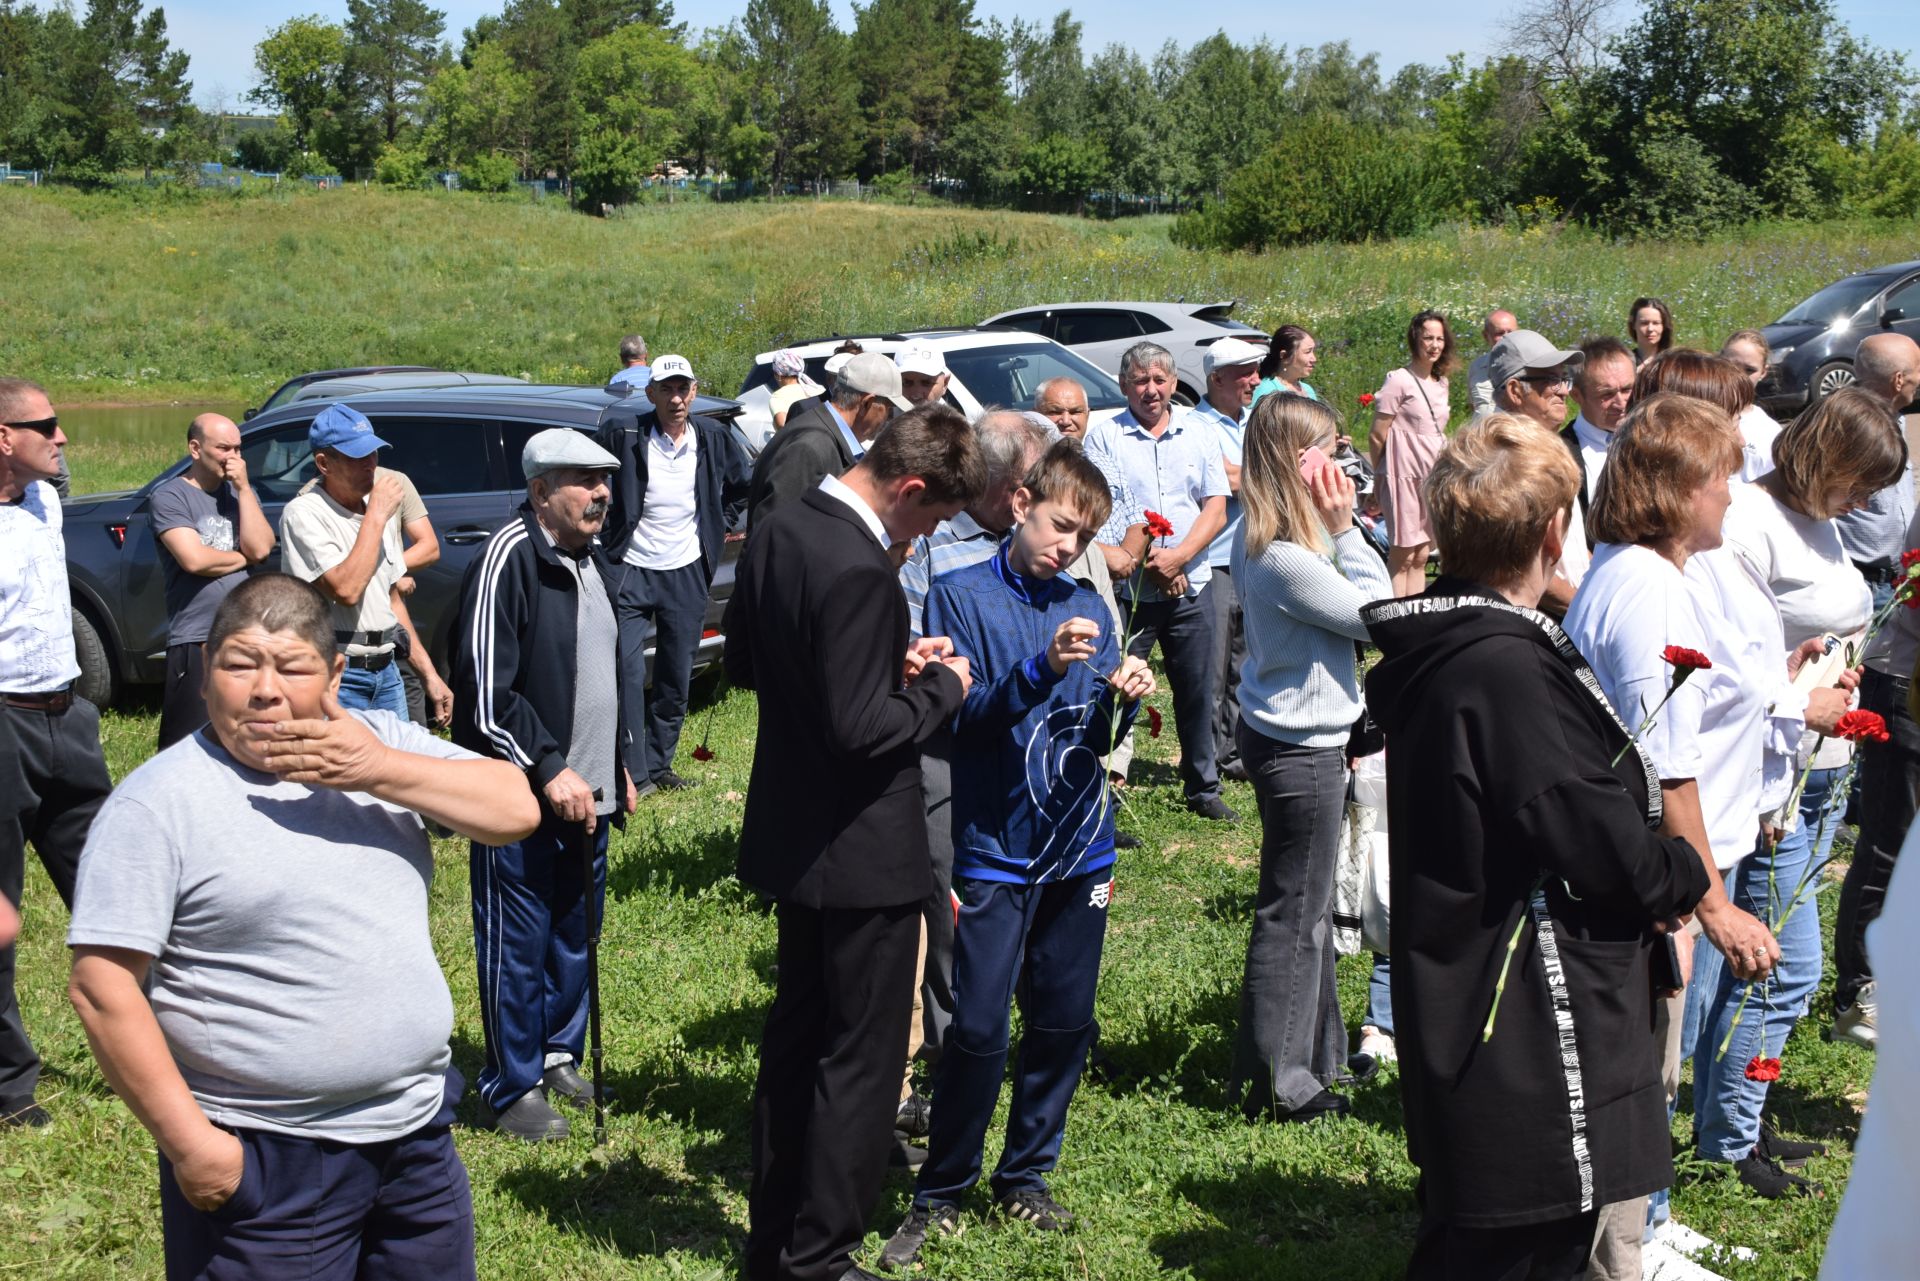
[373,143,428,188]
[460,151,519,193]
[1614,126,1759,239]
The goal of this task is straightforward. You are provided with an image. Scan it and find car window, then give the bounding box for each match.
[945,342,1130,414]
[1130,311,1172,335]
[995,311,1054,337]
[367,417,496,495]
[241,421,319,502]
[1778,275,1889,326]
[1052,311,1141,347]
[503,420,591,489]
[1883,275,1920,318]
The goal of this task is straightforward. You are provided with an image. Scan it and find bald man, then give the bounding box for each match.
[1836,331,1920,1048]
[151,413,275,747]
[1465,309,1520,415]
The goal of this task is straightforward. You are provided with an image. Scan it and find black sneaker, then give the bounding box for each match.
[489,1090,571,1142]
[1733,1149,1823,1199]
[879,1203,962,1268]
[1336,1052,1379,1087]
[995,1186,1075,1231]
[1758,1122,1827,1168]
[895,1091,932,1139]
[655,770,697,791]
[1187,796,1241,823]
[1221,759,1250,783]
[1250,1087,1352,1125]
[1113,830,1143,850]
[0,1099,50,1128]
[542,1061,617,1108]
[888,1133,927,1169]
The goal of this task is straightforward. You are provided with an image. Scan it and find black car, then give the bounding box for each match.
[64,382,746,707]
[1759,260,1920,416]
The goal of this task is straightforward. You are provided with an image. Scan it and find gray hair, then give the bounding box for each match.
[1118,342,1176,385]
[1034,376,1086,407]
[828,374,869,410]
[618,334,648,363]
[974,409,1049,491]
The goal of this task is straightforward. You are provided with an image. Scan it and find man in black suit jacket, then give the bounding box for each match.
[744,352,912,532]
[725,404,986,1281]
[594,355,752,791]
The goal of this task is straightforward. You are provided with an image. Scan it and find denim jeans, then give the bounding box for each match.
[1122,592,1219,803]
[1692,766,1843,1161]
[1365,954,1394,1036]
[336,659,406,717]
[1230,726,1348,1113]
[1835,666,1920,1009]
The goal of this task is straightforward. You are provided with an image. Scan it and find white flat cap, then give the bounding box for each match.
[523,428,620,481]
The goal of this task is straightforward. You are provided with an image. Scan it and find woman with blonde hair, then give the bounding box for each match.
[1228,392,1390,1124]
[1362,414,1710,1279]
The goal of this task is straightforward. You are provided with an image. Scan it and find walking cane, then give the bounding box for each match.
[580,789,607,1148]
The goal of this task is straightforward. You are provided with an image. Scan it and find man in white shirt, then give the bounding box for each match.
[0,376,113,1128]
[1486,330,1588,612]
[1193,337,1265,783]
[595,355,752,792]
[1465,309,1519,415]
[1562,336,1637,512]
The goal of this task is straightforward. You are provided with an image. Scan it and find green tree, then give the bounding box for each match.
[1016,131,1105,211]
[423,40,534,174]
[737,0,857,188]
[58,0,197,179]
[344,0,446,150]
[247,16,347,152]
[848,0,1004,180]
[569,21,700,208]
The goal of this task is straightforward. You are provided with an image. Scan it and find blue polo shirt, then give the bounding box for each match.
[1083,407,1229,600]
[607,364,651,394]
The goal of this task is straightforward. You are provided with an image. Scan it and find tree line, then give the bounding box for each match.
[2,0,1917,241]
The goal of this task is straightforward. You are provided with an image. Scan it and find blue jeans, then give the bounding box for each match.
[1692,766,1843,1161]
[1365,954,1394,1036]
[337,659,406,717]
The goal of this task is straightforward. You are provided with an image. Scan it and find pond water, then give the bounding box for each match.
[62,403,247,452]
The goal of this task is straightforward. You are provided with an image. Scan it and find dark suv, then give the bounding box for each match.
[64,382,745,707]
[1760,260,1920,416]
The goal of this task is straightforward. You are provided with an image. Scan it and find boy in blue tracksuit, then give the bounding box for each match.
[882,441,1157,1265]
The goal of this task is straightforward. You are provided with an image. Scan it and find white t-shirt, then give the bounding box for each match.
[624,425,701,571]
[1737,404,1781,483]
[1558,491,1592,589]
[1569,541,1772,867]
[0,479,80,692]
[279,487,406,655]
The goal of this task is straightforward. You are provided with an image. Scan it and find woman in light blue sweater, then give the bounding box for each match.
[1229,392,1392,1122]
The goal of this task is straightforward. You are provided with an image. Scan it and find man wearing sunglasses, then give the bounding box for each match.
[1485,330,1589,613]
[0,377,114,1129]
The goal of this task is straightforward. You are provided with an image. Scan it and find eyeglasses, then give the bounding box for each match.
[1522,377,1572,394]
[2,416,57,436]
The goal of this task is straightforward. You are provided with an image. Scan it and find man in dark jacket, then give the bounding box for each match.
[744,352,912,532]
[726,405,984,1281]
[453,429,638,1142]
[595,355,751,792]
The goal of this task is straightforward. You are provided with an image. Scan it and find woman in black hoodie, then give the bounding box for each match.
[1360,414,1711,1280]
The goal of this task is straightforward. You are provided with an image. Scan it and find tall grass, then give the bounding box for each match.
[6,184,1916,426]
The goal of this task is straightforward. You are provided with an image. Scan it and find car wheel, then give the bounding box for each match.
[1172,384,1199,408]
[71,606,118,708]
[1811,361,1855,403]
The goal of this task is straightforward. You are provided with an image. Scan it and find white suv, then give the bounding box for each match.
[732,328,1131,453]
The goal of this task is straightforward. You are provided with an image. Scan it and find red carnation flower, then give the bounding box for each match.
[1834,709,1890,743]
[1144,510,1176,540]
[1147,706,1163,739]
[1358,392,1376,407]
[1744,1055,1782,1083]
[1662,645,1712,671]
[692,744,715,762]
[1901,548,1920,570]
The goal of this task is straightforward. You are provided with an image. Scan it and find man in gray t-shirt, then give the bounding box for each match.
[150,414,274,749]
[67,573,538,1279]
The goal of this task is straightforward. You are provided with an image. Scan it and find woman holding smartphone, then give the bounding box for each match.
[1228,392,1391,1124]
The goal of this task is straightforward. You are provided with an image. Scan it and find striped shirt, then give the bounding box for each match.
[901,510,1003,639]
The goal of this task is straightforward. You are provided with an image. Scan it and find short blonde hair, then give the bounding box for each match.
[1425,413,1580,584]
[1772,386,1906,514]
[1589,393,1743,547]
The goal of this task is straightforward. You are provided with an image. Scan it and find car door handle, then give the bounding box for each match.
[445,525,492,545]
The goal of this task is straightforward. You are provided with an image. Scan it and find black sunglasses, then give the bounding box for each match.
[3,416,58,436]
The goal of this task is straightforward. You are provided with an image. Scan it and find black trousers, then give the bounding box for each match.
[1,697,112,1109]
[919,735,956,1065]
[1202,568,1245,770]
[612,560,710,785]
[747,900,920,1281]
[1836,666,1920,1009]
[158,642,209,749]
[1122,592,1220,803]
[1407,1181,1598,1281]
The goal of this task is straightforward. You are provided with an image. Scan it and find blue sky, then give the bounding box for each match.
[169,0,1917,111]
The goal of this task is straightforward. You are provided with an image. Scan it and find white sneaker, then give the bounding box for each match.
[1653,1218,1755,1263]
[1833,984,1878,1049]
[1358,1025,1397,1063]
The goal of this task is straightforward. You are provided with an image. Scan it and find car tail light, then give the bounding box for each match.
[108,523,127,548]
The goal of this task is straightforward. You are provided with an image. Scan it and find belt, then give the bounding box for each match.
[3,688,74,713]
[336,627,395,647]
[1855,561,1899,586]
[345,650,395,672]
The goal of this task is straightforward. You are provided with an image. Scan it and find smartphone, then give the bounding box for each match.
[1651,931,1684,993]
[1298,445,1331,480]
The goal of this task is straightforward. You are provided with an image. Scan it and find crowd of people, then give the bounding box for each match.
[0,293,1916,1281]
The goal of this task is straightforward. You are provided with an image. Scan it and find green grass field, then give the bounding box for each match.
[1,194,1893,1277]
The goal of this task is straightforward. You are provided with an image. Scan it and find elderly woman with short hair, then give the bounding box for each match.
[1363,415,1710,1280]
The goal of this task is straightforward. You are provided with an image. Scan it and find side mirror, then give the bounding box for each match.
[243,407,258,421]
[1883,308,1907,326]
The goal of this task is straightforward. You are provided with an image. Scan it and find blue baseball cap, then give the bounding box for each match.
[308,403,389,458]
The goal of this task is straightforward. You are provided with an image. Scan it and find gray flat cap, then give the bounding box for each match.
[522,427,620,481]
[1488,329,1585,390]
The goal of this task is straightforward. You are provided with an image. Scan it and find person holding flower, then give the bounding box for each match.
[1226,393,1391,1124]
[1687,386,1903,1200]
[1362,415,1709,1280]
[1369,310,1457,598]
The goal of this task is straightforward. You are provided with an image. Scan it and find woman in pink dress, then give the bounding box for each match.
[1369,310,1457,596]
